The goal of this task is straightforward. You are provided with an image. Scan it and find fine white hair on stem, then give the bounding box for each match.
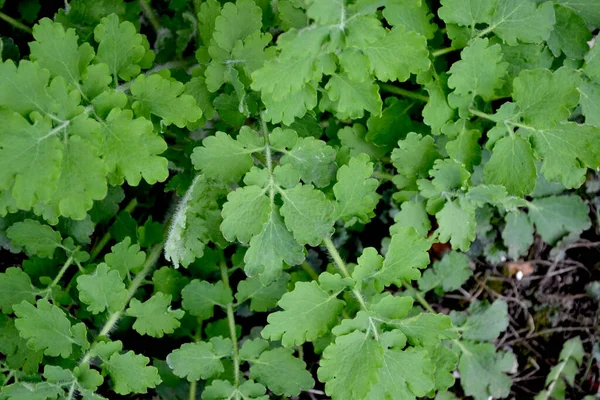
[164,174,201,268]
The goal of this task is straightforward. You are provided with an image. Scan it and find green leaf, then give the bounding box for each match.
[383,0,437,39]
[13,299,87,358]
[181,280,233,320]
[396,313,457,348]
[166,341,229,382]
[528,195,591,244]
[126,293,184,338]
[212,0,262,52]
[248,347,314,396]
[0,317,43,374]
[391,201,431,238]
[333,154,380,226]
[418,251,472,293]
[104,351,162,395]
[221,185,270,243]
[29,19,93,87]
[458,342,515,400]
[502,211,534,259]
[100,108,169,186]
[367,347,435,399]
[94,14,146,81]
[513,67,580,129]
[262,281,344,347]
[484,135,537,196]
[547,4,592,59]
[490,0,556,46]
[77,263,127,314]
[579,81,600,126]
[376,227,431,286]
[318,331,383,399]
[458,300,509,341]
[436,200,476,252]
[280,184,335,246]
[323,74,383,119]
[392,133,440,184]
[438,0,495,27]
[532,123,600,189]
[203,379,268,400]
[104,237,146,277]
[0,382,62,400]
[0,61,57,116]
[278,136,337,188]
[152,267,189,302]
[0,267,38,314]
[448,38,508,101]
[192,131,262,184]
[6,219,62,258]
[363,27,430,83]
[235,274,290,312]
[244,208,305,285]
[130,74,202,128]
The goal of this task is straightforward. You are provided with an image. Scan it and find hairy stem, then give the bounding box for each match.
[379,83,429,102]
[322,237,369,313]
[402,281,435,313]
[261,116,276,205]
[43,249,79,298]
[89,198,138,261]
[220,260,240,387]
[139,0,162,32]
[79,241,164,365]
[0,11,32,34]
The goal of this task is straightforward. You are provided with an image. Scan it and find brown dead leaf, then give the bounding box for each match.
[506,262,535,278]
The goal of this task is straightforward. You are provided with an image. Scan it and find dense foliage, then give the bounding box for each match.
[0,0,598,399]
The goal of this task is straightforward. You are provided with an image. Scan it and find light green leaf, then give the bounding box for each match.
[436,200,476,252]
[249,347,314,396]
[235,274,290,312]
[502,211,534,259]
[318,331,383,399]
[547,4,592,59]
[221,185,270,244]
[245,208,305,285]
[262,281,344,347]
[104,351,162,395]
[484,135,537,196]
[130,74,202,128]
[166,341,228,382]
[0,267,38,314]
[383,0,437,39]
[490,0,556,46]
[418,251,472,293]
[192,131,262,184]
[323,74,383,119]
[280,184,335,246]
[333,154,380,226]
[528,195,591,244]
[279,136,337,188]
[104,237,146,277]
[458,342,515,400]
[13,299,85,358]
[6,219,62,258]
[94,14,146,81]
[126,293,184,338]
[181,280,233,320]
[460,300,509,341]
[77,263,127,314]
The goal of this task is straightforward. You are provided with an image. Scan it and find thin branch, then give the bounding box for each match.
[379,83,429,102]
[0,11,32,34]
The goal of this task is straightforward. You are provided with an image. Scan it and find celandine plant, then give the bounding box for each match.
[0,0,598,399]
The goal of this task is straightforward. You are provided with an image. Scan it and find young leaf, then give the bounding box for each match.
[248,347,315,396]
[418,251,472,293]
[126,293,184,338]
[104,351,162,395]
[77,263,127,314]
[262,281,344,347]
[235,274,290,312]
[528,195,591,244]
[181,280,233,320]
[458,342,515,400]
[166,341,230,382]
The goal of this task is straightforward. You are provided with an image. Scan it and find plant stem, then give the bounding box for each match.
[322,237,369,313]
[300,261,320,281]
[0,11,32,34]
[139,0,162,32]
[372,171,395,181]
[379,83,429,102]
[260,116,276,205]
[220,261,240,387]
[89,198,138,261]
[402,281,435,313]
[468,108,496,121]
[189,381,197,400]
[79,242,164,366]
[43,250,79,298]
[431,47,458,58]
